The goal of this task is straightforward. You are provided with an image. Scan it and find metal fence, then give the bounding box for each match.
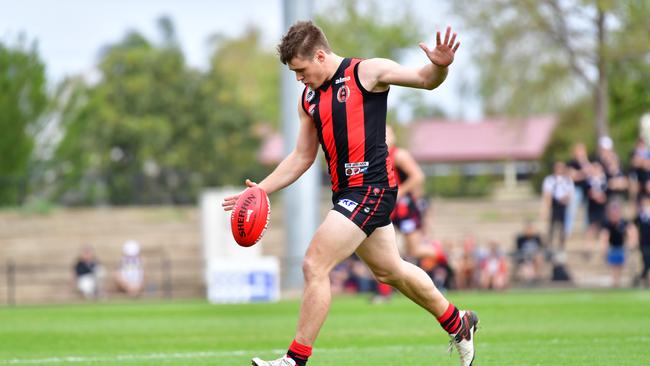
[0,253,204,306]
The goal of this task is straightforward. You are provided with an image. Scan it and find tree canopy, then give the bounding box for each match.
[0,38,48,205]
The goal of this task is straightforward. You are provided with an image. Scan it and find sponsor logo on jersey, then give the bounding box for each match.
[335,76,350,84]
[344,161,369,176]
[306,88,315,102]
[337,85,350,103]
[337,198,358,212]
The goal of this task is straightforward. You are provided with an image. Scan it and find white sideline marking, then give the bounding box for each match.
[1,345,437,365]
[1,350,282,365]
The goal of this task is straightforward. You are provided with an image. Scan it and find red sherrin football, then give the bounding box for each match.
[230,186,270,247]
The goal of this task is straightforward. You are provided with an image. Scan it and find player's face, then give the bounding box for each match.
[288,52,327,89]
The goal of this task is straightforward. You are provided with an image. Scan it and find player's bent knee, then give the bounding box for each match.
[371,260,409,285]
[373,268,401,285]
[302,256,329,282]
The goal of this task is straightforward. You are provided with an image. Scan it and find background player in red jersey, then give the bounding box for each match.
[372,125,435,302]
[222,21,477,366]
[386,125,433,259]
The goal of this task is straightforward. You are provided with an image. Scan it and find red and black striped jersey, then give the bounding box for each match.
[302,58,397,192]
[388,146,408,186]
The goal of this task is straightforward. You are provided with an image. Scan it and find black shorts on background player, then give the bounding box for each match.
[391,194,423,234]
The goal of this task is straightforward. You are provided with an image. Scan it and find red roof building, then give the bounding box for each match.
[258,116,558,187]
[409,116,557,163]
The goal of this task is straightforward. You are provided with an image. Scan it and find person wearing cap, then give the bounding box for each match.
[72,245,104,300]
[114,240,145,297]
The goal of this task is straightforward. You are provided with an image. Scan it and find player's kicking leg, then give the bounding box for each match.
[252,210,367,366]
[355,223,479,366]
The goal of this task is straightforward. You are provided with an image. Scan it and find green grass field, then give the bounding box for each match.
[1,289,649,365]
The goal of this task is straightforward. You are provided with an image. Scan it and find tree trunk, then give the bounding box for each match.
[595,5,609,138]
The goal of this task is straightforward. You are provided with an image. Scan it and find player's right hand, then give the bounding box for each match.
[221,179,257,211]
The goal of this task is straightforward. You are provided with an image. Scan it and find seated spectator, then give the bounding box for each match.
[73,245,103,299]
[419,239,455,292]
[330,257,352,295]
[114,240,145,297]
[455,235,479,289]
[479,241,508,290]
[550,250,572,282]
[347,254,375,294]
[514,221,544,284]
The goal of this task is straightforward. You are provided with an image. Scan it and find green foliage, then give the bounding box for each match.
[398,90,448,120]
[0,38,48,206]
[534,0,650,188]
[608,57,650,160]
[38,3,427,206]
[49,19,260,205]
[606,0,650,158]
[449,0,589,117]
[451,0,650,189]
[449,1,649,123]
[206,28,281,129]
[426,171,498,198]
[315,0,422,59]
[533,98,596,192]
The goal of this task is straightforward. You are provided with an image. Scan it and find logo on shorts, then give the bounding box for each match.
[337,199,358,213]
[345,161,369,176]
[337,85,350,103]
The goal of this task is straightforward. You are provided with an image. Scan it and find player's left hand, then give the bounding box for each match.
[419,26,460,67]
[221,179,258,211]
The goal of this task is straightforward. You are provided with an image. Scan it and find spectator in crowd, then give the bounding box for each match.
[566,142,591,236]
[479,241,508,290]
[72,245,103,300]
[604,158,629,203]
[347,254,375,294]
[455,235,479,289]
[386,126,431,260]
[330,257,352,295]
[628,138,650,203]
[418,239,455,292]
[634,194,650,287]
[597,136,629,202]
[514,221,544,285]
[542,161,575,252]
[114,240,145,297]
[600,202,637,287]
[585,162,608,253]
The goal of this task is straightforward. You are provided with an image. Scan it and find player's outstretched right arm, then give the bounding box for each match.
[222,103,318,211]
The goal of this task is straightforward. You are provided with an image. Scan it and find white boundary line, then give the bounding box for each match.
[1,350,283,365]
[1,345,439,365]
